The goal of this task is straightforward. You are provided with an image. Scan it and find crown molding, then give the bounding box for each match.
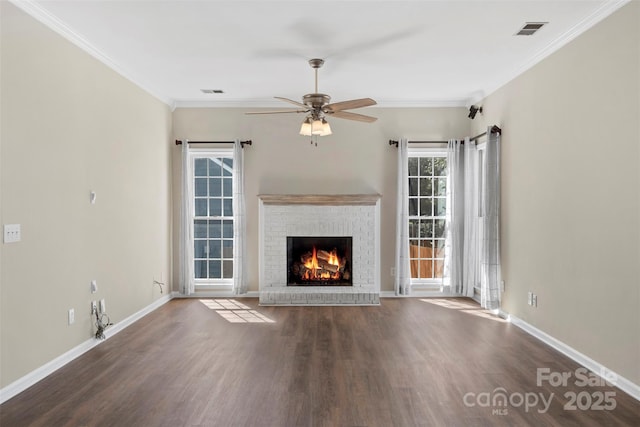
[9,0,173,107]
[480,0,630,101]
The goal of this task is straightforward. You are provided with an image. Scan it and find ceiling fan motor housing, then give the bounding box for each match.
[303,93,331,111]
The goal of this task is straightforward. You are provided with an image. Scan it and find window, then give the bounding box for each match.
[408,150,447,284]
[191,151,234,286]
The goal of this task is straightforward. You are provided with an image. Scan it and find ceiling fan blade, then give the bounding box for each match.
[324,98,377,112]
[245,110,307,115]
[328,110,378,123]
[274,96,308,109]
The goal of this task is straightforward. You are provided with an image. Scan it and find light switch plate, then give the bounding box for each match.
[3,224,21,243]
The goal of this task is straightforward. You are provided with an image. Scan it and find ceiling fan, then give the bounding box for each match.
[246,58,377,137]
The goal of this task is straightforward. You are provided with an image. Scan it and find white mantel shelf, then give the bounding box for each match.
[258,194,381,206]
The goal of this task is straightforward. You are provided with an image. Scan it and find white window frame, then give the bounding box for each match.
[408,147,448,291]
[189,148,235,290]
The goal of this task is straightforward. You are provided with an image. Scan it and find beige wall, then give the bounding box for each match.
[472,2,640,384]
[0,3,173,388]
[171,108,470,293]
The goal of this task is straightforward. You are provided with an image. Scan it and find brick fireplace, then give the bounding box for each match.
[258,194,381,305]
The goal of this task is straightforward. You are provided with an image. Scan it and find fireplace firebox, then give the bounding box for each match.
[287,236,352,286]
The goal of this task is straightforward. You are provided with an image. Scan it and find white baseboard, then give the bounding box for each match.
[174,290,260,298]
[0,293,174,404]
[504,310,640,402]
[379,290,457,298]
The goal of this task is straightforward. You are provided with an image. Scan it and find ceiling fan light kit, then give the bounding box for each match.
[246,58,377,141]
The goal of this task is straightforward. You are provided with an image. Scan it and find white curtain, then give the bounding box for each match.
[180,140,194,295]
[232,140,247,294]
[445,139,464,294]
[445,138,478,297]
[480,128,501,309]
[395,138,411,295]
[462,141,480,298]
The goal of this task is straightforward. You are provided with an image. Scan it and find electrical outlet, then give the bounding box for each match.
[390,267,396,277]
[91,301,97,315]
[99,299,106,313]
[527,292,533,306]
[68,308,75,325]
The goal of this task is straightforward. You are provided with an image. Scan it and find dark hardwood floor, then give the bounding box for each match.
[1,298,638,426]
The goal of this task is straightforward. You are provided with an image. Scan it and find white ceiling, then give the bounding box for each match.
[15,0,628,108]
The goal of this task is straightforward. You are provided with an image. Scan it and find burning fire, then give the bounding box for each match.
[302,246,342,280]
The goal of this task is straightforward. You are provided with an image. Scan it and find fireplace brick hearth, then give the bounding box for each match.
[258,194,381,305]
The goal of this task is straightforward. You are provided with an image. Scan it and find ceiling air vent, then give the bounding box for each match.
[201,89,224,94]
[515,22,547,36]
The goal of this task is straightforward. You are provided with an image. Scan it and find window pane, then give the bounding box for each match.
[194,260,207,278]
[208,260,221,278]
[408,178,418,196]
[209,240,221,258]
[435,178,447,196]
[194,220,207,238]
[409,219,419,238]
[195,199,208,217]
[209,199,222,216]
[410,258,420,279]
[194,240,207,258]
[419,259,432,278]
[209,220,221,238]
[194,159,207,176]
[420,220,433,238]
[223,240,233,258]
[420,239,433,248]
[223,260,233,278]
[223,178,233,197]
[419,178,432,196]
[223,220,233,238]
[208,158,222,176]
[408,158,418,176]
[222,158,233,176]
[435,198,446,216]
[434,219,446,238]
[419,158,432,176]
[209,178,221,197]
[420,198,432,217]
[434,158,447,176]
[434,259,444,278]
[195,178,208,197]
[434,239,445,258]
[409,198,418,216]
[223,199,233,216]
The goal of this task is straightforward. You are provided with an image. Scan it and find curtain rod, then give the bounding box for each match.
[175,140,252,148]
[389,125,501,147]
